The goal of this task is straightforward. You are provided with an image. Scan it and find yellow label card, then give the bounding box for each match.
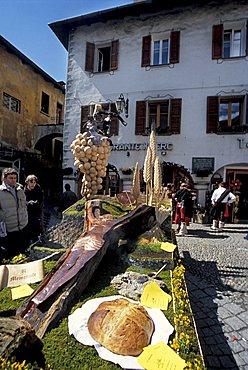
[141,282,172,309]
[161,242,176,253]
[138,341,186,370]
[11,284,34,300]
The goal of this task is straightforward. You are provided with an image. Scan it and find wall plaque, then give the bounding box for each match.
[192,157,215,174]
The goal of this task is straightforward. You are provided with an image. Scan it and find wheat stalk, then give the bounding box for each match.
[143,146,152,205]
[154,156,162,206]
[132,161,140,203]
[149,129,157,168]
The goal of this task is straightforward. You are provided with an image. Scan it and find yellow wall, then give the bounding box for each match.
[0,44,65,151]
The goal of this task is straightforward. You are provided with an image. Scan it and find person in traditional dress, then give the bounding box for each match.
[210,182,235,231]
[173,183,193,236]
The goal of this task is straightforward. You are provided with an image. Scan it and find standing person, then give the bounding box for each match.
[211,181,236,231]
[0,168,28,260]
[58,183,78,213]
[173,183,193,236]
[24,174,44,244]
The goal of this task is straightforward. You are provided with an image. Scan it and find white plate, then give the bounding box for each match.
[68,295,174,369]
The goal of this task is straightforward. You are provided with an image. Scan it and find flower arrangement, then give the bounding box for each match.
[170,263,206,369]
[0,357,29,370]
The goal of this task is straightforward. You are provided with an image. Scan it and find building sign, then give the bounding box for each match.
[112,143,173,151]
[192,157,215,174]
[238,138,248,149]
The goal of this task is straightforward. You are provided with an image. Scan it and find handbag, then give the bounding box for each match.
[0,221,7,237]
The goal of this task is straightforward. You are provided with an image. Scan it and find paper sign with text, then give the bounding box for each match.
[160,242,176,253]
[0,259,44,289]
[11,284,34,300]
[141,282,172,310]
[138,341,186,370]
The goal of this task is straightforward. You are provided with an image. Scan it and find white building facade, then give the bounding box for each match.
[50,0,248,219]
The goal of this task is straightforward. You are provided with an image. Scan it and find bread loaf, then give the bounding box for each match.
[87,298,154,356]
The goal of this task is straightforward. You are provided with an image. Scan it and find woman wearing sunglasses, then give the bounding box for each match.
[24,174,44,244]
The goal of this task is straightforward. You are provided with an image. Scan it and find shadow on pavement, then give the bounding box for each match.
[182,251,239,370]
[186,228,229,240]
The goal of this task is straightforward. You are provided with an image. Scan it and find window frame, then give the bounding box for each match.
[218,96,244,131]
[141,31,180,67]
[2,92,21,113]
[147,100,170,133]
[85,40,119,73]
[207,95,248,134]
[151,34,170,66]
[212,21,247,59]
[41,91,50,115]
[95,43,112,73]
[135,98,181,135]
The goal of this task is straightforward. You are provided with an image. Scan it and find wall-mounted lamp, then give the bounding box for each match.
[115,93,129,118]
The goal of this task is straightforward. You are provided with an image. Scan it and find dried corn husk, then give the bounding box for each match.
[149,129,157,167]
[132,162,140,201]
[143,146,152,184]
[154,156,162,205]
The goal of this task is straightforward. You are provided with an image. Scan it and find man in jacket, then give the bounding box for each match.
[211,181,236,231]
[58,183,78,213]
[0,168,28,260]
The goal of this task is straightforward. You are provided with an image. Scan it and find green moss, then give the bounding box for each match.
[63,197,132,218]
[0,260,57,314]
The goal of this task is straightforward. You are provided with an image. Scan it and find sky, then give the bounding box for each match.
[0,0,132,82]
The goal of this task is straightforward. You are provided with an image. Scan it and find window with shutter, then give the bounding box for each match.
[81,103,119,136]
[85,40,119,73]
[212,21,247,59]
[135,99,181,135]
[142,31,180,67]
[207,96,247,133]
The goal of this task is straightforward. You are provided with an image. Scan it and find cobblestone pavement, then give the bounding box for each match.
[175,222,248,370]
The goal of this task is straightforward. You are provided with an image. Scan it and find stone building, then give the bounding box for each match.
[50,0,248,220]
[0,35,65,198]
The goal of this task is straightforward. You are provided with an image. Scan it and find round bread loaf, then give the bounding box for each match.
[87,298,154,356]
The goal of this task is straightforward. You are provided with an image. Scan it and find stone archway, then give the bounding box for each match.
[34,133,63,200]
[161,161,194,190]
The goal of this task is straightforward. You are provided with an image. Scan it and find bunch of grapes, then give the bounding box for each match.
[71,132,111,198]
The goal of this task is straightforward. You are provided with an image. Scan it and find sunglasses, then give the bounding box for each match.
[29,179,36,183]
